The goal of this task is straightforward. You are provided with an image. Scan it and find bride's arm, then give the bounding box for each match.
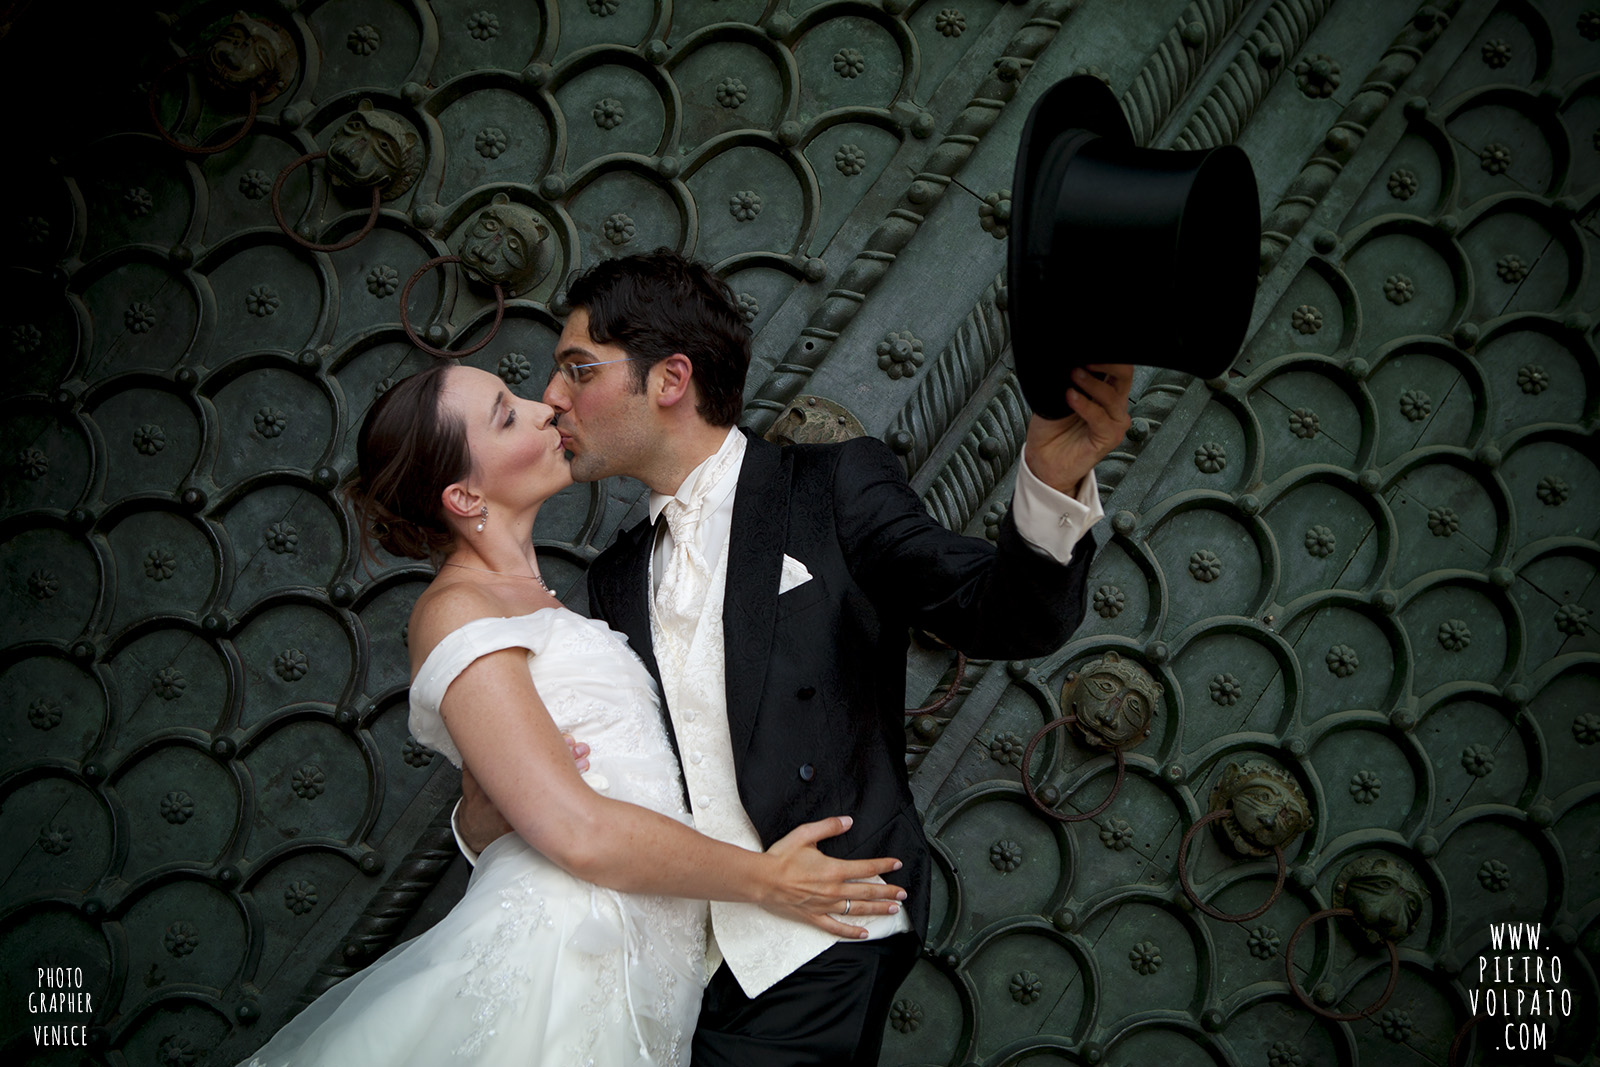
[414,594,905,938]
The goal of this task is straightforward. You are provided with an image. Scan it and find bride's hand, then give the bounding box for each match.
[759,816,907,939]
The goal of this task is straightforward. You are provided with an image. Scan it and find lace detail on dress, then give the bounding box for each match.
[454,872,553,1056]
[561,618,621,656]
[559,883,704,1066]
[629,889,701,1067]
[573,928,624,1064]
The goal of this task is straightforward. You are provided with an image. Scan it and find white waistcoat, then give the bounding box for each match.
[648,523,840,999]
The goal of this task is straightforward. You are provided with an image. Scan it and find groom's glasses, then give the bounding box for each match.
[552,357,643,385]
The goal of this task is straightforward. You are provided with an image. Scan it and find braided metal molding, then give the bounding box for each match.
[747,0,1083,431]
[295,803,462,1007]
[1260,0,1463,272]
[1173,0,1338,150]
[1121,0,1253,146]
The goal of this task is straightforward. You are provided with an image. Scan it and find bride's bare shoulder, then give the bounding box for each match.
[406,578,507,668]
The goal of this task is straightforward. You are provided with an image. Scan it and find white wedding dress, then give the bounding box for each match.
[241,609,709,1067]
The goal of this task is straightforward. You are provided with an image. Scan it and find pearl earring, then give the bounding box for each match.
[476,505,488,533]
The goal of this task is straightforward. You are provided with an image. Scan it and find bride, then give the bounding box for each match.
[240,363,905,1066]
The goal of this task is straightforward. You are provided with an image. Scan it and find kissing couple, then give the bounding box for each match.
[240,249,1132,1066]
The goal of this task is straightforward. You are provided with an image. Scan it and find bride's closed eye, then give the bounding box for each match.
[505,406,518,427]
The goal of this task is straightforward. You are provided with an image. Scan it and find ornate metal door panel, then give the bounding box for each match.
[0,1,1595,1065]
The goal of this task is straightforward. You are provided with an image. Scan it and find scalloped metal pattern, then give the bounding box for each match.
[2,1,1597,1066]
[894,2,1600,1065]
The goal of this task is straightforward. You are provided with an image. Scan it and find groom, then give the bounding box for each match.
[456,249,1131,1064]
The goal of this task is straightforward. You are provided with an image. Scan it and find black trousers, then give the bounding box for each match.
[690,933,921,1067]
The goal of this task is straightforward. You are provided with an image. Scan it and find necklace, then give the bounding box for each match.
[441,561,553,594]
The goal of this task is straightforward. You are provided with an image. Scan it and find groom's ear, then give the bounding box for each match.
[439,482,483,521]
[652,353,696,410]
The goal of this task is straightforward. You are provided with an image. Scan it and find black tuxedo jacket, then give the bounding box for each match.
[586,431,1096,939]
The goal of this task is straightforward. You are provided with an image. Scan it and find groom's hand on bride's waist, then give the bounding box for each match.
[458,735,590,854]
[457,768,515,854]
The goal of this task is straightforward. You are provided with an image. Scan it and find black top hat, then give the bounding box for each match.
[1008,75,1259,419]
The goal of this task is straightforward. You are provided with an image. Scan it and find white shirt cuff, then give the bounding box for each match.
[450,797,481,867]
[1010,453,1104,565]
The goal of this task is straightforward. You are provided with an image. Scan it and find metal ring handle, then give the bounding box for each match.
[1283,908,1401,1021]
[1020,716,1126,823]
[270,152,383,252]
[906,652,966,716]
[1175,807,1287,922]
[399,255,506,359]
[147,57,258,155]
[1449,1012,1487,1067]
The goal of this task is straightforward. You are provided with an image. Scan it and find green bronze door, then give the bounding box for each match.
[1,1,1595,1065]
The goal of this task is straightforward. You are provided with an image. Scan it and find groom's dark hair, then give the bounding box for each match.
[563,249,751,426]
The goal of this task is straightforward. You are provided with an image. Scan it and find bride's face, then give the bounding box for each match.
[441,366,572,508]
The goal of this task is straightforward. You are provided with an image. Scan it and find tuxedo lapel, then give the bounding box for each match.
[723,432,790,767]
[594,519,663,691]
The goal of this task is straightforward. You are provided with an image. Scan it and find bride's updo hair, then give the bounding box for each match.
[348,363,471,560]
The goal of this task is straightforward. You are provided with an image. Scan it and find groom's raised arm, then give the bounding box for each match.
[833,438,1093,657]
[838,362,1131,655]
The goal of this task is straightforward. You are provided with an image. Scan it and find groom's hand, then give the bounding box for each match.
[458,735,590,853]
[457,768,515,854]
[1023,362,1134,495]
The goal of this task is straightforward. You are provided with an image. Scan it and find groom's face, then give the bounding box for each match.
[544,308,658,482]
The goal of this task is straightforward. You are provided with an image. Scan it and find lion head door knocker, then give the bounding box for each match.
[149,13,298,154]
[765,397,866,447]
[1177,760,1312,923]
[1209,760,1313,856]
[272,101,423,253]
[200,13,297,100]
[455,195,554,300]
[1021,651,1162,822]
[1284,856,1425,1021]
[397,195,554,359]
[1332,855,1426,944]
[325,103,423,200]
[1065,651,1160,750]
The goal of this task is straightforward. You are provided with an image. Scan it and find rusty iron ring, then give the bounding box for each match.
[906,652,967,716]
[1449,1013,1487,1067]
[271,153,383,252]
[1175,807,1287,923]
[147,57,259,155]
[1283,908,1401,1021]
[1020,715,1126,823]
[399,256,506,359]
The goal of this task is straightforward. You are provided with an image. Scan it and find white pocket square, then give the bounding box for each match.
[779,554,813,594]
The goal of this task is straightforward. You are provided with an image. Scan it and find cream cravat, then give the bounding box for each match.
[653,440,742,628]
